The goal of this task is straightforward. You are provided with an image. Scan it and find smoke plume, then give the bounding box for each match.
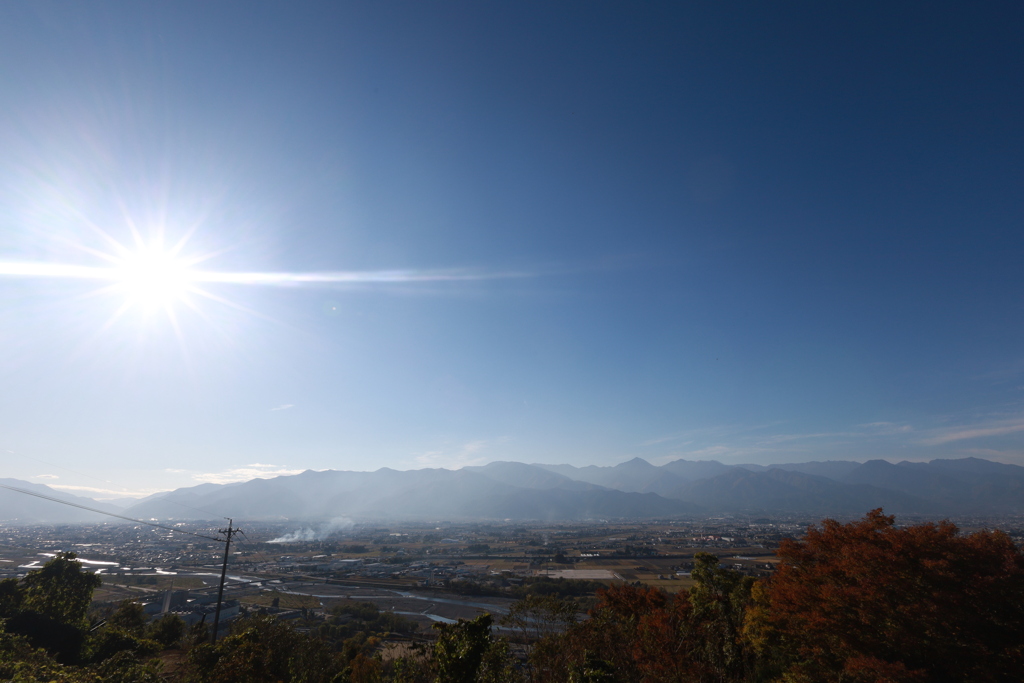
[268,517,355,543]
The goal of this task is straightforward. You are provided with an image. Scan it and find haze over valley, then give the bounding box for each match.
[5,456,1023,525]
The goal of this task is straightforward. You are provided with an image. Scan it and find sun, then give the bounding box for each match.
[0,229,512,330]
[111,245,198,312]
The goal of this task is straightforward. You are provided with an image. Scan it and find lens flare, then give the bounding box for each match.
[0,241,529,333]
[112,246,197,311]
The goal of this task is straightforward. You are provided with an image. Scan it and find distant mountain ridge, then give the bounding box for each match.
[0,479,124,524]
[4,456,1022,524]
[120,466,700,522]
[119,456,1024,522]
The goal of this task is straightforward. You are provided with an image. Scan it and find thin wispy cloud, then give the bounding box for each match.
[640,435,691,447]
[641,412,1024,466]
[49,484,158,499]
[270,404,294,411]
[758,431,859,445]
[859,422,914,435]
[971,358,1024,383]
[642,420,925,466]
[32,474,59,480]
[411,439,497,470]
[919,417,1024,446]
[640,422,786,449]
[962,448,1024,461]
[192,464,308,485]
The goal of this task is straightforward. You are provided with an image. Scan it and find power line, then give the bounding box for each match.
[211,518,239,643]
[6,448,242,520]
[1,483,381,608]
[0,483,225,543]
[236,529,277,567]
[6,449,125,490]
[127,489,228,520]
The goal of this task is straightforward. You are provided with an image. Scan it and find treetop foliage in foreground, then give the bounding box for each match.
[1,510,1023,682]
[525,510,1024,682]
[750,509,1024,682]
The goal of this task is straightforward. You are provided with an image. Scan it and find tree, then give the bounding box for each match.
[477,636,521,683]
[19,552,101,628]
[432,613,520,683]
[0,578,22,617]
[688,552,755,681]
[146,613,186,648]
[0,552,101,664]
[530,583,706,683]
[501,593,578,644]
[106,599,149,636]
[84,628,161,665]
[526,558,761,683]
[184,614,344,683]
[0,631,90,682]
[757,509,1024,682]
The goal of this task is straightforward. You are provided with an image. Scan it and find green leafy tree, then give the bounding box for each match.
[184,614,344,683]
[106,599,149,636]
[0,578,23,618]
[565,651,617,683]
[146,613,186,648]
[688,552,755,681]
[432,613,520,683]
[20,552,101,628]
[0,553,100,664]
[501,593,579,643]
[477,636,522,683]
[0,631,88,682]
[91,650,163,683]
[84,627,161,665]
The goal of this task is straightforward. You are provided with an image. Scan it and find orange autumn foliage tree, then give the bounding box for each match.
[536,513,1024,683]
[531,554,756,683]
[753,509,1024,683]
[532,583,708,683]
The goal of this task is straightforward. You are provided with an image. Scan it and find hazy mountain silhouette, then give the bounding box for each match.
[659,459,735,481]
[122,467,702,521]
[462,461,605,491]
[533,457,688,494]
[738,460,862,480]
[8,456,1022,524]
[0,479,123,523]
[840,459,1024,512]
[668,468,935,514]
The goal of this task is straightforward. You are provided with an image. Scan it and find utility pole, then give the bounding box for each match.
[211,518,239,643]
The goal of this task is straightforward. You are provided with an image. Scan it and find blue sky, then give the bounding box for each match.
[0,2,1022,498]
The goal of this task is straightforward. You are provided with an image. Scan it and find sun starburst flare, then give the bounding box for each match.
[0,259,528,287]
[0,249,530,321]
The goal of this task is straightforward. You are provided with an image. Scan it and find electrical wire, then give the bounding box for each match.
[2,483,389,596]
[0,483,225,543]
[6,449,126,491]
[236,529,277,567]
[5,448,243,520]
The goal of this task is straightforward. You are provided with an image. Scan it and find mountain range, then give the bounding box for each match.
[3,457,1023,524]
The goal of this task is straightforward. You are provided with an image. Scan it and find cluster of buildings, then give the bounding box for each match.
[138,589,240,628]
